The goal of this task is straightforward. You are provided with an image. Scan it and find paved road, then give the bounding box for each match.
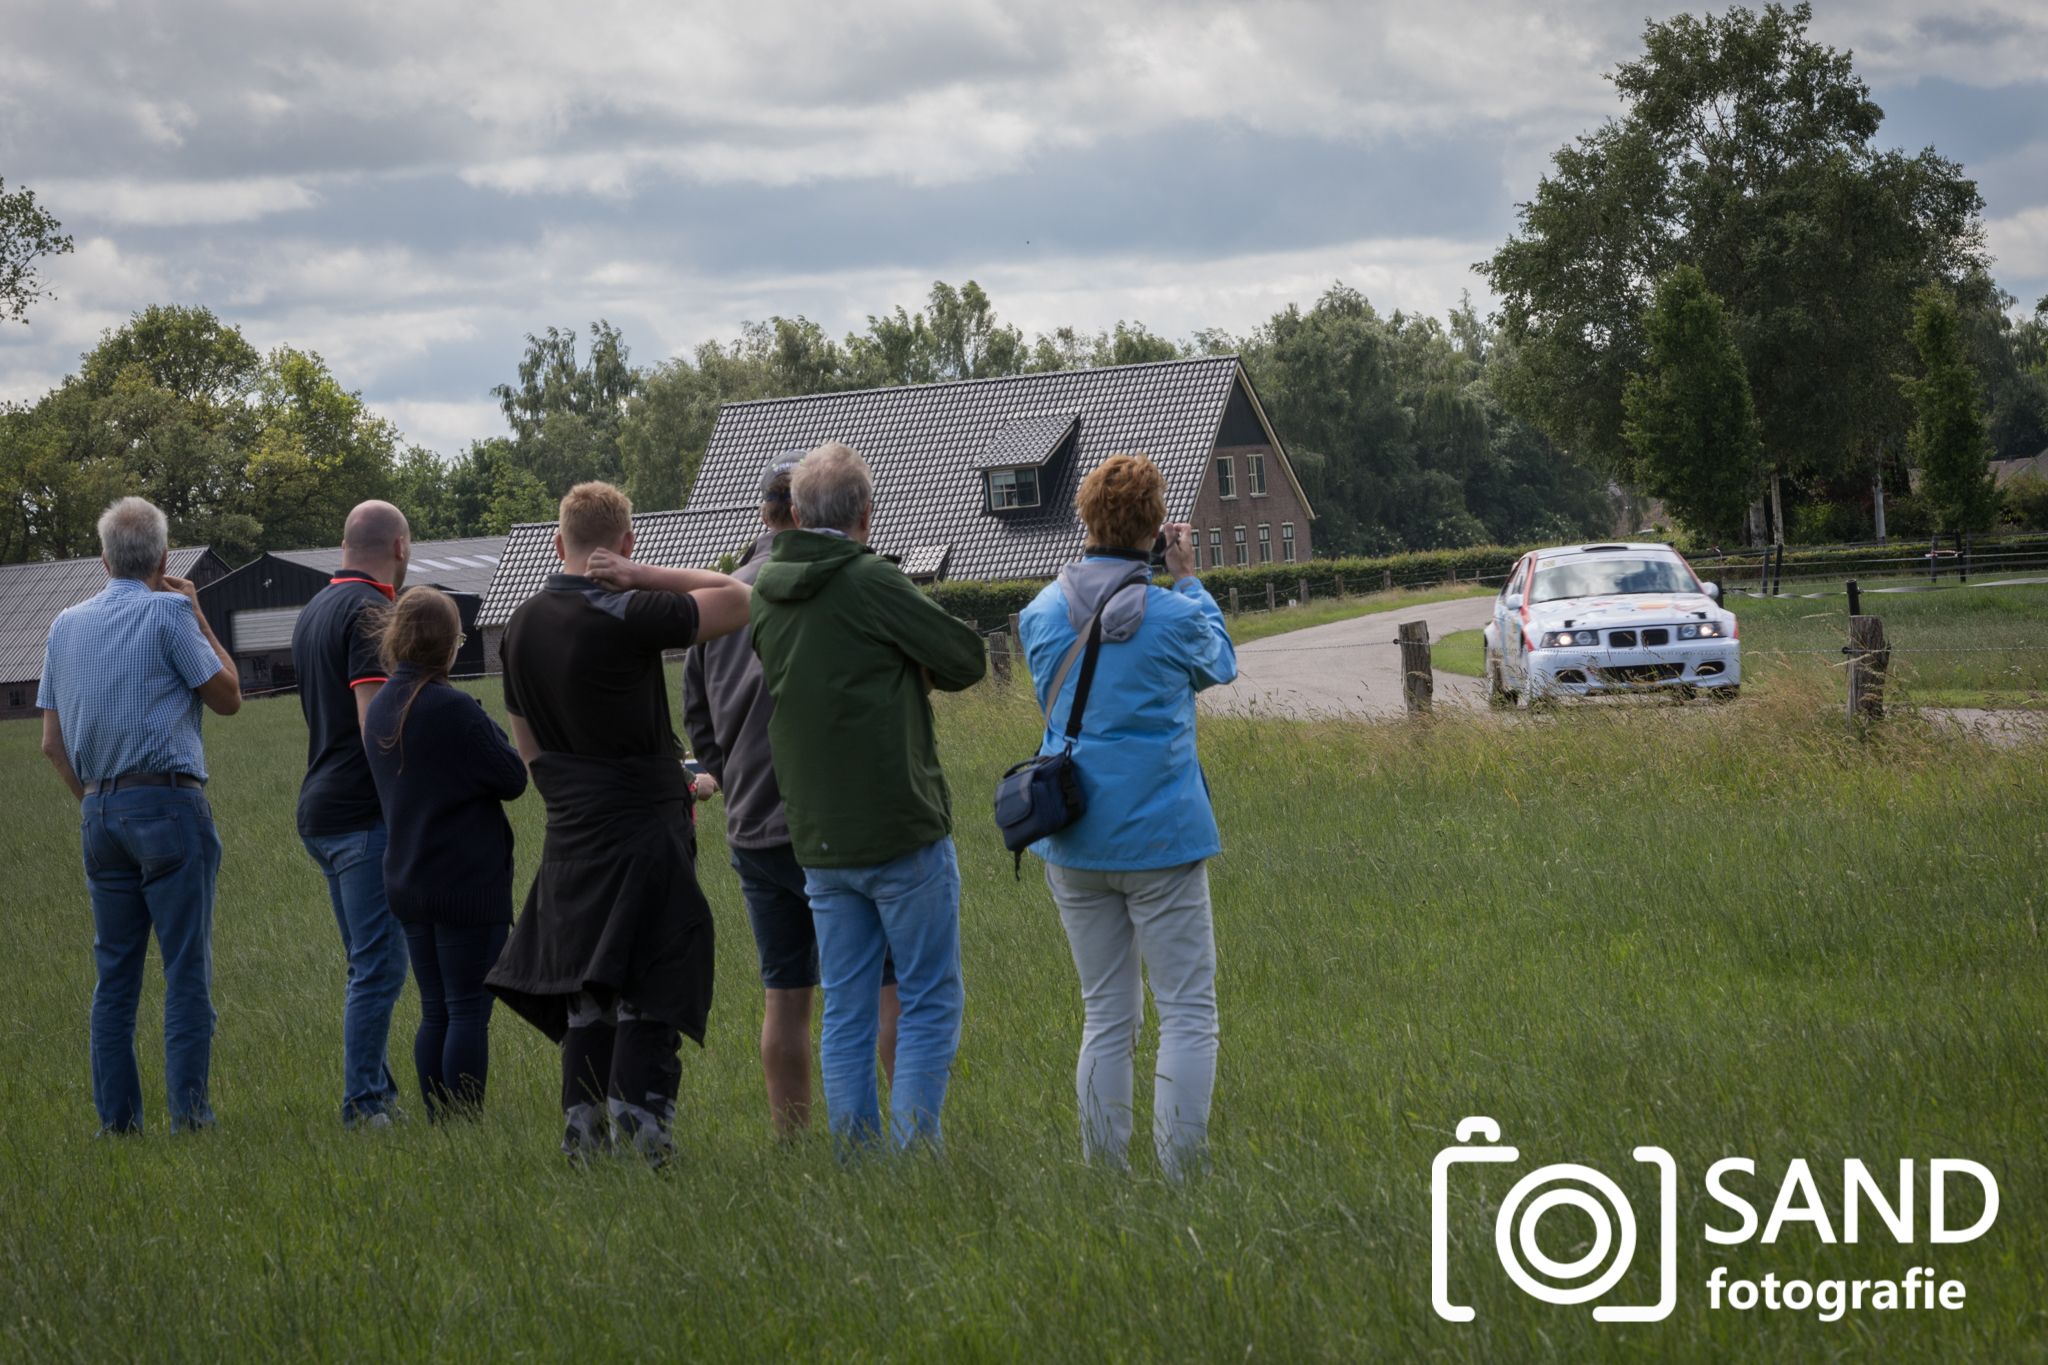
[1202,596,1496,720]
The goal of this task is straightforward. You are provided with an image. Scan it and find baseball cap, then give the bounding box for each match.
[760,451,804,502]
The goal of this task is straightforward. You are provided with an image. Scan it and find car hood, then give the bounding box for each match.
[1527,593,1728,629]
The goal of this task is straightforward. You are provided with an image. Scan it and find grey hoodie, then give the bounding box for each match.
[682,532,789,849]
[1058,553,1155,643]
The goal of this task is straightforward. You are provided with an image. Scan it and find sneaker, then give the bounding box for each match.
[345,1110,394,1131]
[560,1102,614,1164]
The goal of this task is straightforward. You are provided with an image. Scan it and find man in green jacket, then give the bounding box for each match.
[751,441,987,1150]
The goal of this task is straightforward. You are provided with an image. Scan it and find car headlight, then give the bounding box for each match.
[1542,630,1599,648]
[1679,623,1725,640]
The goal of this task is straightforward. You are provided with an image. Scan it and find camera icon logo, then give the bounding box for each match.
[1431,1116,1677,1323]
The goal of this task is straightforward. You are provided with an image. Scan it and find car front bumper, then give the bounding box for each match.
[1524,639,1741,696]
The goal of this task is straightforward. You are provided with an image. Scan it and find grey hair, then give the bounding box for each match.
[791,442,874,533]
[98,497,170,581]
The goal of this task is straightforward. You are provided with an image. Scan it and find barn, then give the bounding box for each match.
[475,355,1313,668]
[0,548,232,721]
[196,535,505,693]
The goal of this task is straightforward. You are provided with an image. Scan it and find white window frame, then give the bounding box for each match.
[1247,452,1268,497]
[1233,525,1248,566]
[1214,456,1236,500]
[986,466,1041,511]
[1257,523,1272,564]
[1208,527,1223,570]
[1281,522,1296,563]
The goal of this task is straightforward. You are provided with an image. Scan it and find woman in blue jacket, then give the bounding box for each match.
[1018,453,1237,1178]
[364,587,528,1117]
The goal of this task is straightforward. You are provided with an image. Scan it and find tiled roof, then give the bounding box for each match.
[0,548,218,682]
[899,545,951,579]
[274,535,506,596]
[476,356,1252,626]
[973,412,1077,471]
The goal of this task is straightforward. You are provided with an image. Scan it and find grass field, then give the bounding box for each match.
[2,664,2044,1361]
[1434,582,2048,709]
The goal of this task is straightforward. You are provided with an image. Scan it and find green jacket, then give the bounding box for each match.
[750,531,989,867]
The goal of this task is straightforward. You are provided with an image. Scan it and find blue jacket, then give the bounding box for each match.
[1019,552,1237,871]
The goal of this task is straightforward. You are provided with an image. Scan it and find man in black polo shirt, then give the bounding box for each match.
[487,481,749,1166]
[293,499,411,1128]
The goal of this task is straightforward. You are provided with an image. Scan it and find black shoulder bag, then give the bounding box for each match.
[992,606,1110,877]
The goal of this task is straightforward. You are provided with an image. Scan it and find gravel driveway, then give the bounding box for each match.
[1202,596,1496,720]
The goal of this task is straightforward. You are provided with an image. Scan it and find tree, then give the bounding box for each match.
[1,178,72,324]
[1484,3,1984,541]
[1621,266,1766,542]
[1902,285,1998,534]
[490,322,639,499]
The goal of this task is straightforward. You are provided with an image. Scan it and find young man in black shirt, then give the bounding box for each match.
[487,481,749,1165]
[292,499,411,1128]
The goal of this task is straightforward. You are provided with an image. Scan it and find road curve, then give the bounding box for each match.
[1201,595,1496,721]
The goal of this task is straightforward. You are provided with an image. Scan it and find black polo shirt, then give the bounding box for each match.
[293,571,393,837]
[502,574,700,758]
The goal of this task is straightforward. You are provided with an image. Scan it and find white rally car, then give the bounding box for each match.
[1482,543,1740,704]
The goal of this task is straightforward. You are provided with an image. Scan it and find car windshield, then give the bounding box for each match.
[1532,557,1693,603]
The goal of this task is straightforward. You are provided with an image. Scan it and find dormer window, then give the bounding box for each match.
[976,411,1077,516]
[987,467,1041,511]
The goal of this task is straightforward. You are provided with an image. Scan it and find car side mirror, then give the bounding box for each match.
[1504,592,1523,610]
[1703,581,1722,602]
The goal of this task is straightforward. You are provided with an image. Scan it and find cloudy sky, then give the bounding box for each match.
[3,0,2044,457]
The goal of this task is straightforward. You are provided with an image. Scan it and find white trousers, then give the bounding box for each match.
[1044,860,1218,1178]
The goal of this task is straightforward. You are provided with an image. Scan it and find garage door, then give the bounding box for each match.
[233,606,303,653]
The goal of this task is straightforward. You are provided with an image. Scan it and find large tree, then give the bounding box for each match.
[1,178,72,324]
[1622,265,1766,541]
[1484,2,1984,542]
[1903,285,1998,534]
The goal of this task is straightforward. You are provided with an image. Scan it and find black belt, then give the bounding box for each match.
[84,772,204,795]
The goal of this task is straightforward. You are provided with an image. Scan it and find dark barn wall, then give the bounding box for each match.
[197,555,330,655]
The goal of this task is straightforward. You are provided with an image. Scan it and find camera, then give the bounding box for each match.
[1150,528,1169,568]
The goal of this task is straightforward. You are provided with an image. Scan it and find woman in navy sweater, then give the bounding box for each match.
[364,588,528,1117]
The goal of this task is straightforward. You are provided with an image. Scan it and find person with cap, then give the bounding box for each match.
[677,455,900,1139]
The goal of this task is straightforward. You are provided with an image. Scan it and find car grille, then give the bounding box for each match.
[1641,627,1670,646]
[1609,629,1636,647]
[1593,663,1684,685]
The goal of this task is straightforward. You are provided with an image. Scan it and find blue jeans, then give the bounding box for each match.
[80,785,221,1133]
[302,827,407,1122]
[402,921,508,1117]
[804,837,963,1150]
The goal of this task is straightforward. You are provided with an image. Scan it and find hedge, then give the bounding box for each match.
[925,543,1550,629]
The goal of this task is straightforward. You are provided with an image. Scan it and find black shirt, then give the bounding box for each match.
[363,665,529,926]
[293,572,392,837]
[502,574,701,758]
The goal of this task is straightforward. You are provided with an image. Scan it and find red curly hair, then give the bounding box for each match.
[1076,453,1166,551]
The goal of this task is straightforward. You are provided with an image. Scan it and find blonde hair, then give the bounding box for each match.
[559,481,633,555]
[1076,454,1166,551]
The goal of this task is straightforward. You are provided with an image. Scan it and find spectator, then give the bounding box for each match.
[363,587,528,1118]
[486,482,749,1167]
[676,456,900,1139]
[1017,453,1236,1178]
[37,496,241,1134]
[292,499,412,1128]
[749,442,987,1151]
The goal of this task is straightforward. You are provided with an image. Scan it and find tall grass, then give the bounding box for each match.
[0,673,2041,1361]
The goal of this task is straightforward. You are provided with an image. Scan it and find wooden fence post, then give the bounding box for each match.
[1007,612,1022,655]
[1228,587,1240,616]
[1265,581,1276,611]
[1335,574,1346,598]
[1845,579,1861,617]
[988,630,1012,686]
[1397,619,1433,716]
[1382,569,1393,592]
[1846,614,1889,724]
[1298,577,1309,605]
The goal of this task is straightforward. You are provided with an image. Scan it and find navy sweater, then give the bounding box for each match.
[363,665,529,926]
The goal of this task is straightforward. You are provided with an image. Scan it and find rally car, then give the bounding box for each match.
[1482,543,1740,704]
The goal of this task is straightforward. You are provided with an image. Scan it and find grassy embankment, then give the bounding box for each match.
[0,658,2042,1360]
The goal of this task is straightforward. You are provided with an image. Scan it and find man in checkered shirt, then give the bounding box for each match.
[38,496,242,1135]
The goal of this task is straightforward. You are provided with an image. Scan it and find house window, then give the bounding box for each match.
[986,467,1040,511]
[1248,452,1268,497]
[1257,524,1273,564]
[1233,526,1248,566]
[1214,456,1235,499]
[1208,528,1223,569]
[1282,522,1297,563]
[7,689,24,710]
